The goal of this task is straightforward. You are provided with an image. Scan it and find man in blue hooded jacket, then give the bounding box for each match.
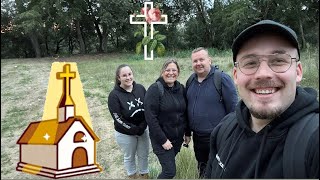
[185,47,238,178]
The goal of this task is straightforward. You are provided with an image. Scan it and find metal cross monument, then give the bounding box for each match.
[130,2,168,60]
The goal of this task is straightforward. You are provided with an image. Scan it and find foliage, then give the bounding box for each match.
[1,0,319,58]
[134,26,167,57]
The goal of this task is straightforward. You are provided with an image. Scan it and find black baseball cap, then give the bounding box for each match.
[232,20,300,62]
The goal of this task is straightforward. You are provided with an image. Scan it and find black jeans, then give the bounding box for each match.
[193,133,210,178]
[153,139,183,179]
[156,148,177,179]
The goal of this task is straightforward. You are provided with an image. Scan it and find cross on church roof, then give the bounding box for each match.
[56,64,76,106]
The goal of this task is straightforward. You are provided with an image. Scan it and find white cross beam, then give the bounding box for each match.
[130,2,168,60]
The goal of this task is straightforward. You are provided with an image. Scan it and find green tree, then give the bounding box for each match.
[1,0,319,58]
[14,0,44,57]
[98,0,138,52]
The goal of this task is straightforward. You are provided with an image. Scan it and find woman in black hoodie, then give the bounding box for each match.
[144,59,191,179]
[108,64,150,179]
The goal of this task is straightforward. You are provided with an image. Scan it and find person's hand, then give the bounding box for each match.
[162,139,173,150]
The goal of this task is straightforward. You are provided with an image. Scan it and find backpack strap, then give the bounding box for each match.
[157,81,184,101]
[213,68,223,102]
[156,81,164,98]
[186,68,222,102]
[186,73,195,91]
[216,114,237,149]
[283,113,319,178]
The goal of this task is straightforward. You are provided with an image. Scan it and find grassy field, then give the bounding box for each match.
[1,49,318,179]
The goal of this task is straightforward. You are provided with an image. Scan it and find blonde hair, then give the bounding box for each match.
[192,47,208,54]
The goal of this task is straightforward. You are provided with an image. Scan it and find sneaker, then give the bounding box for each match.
[139,173,149,179]
[128,173,138,179]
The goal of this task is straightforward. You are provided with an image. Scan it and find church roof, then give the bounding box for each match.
[17,116,99,145]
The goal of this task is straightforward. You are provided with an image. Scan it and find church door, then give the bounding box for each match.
[72,147,88,168]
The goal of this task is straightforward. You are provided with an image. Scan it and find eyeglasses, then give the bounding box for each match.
[234,53,299,75]
[164,68,178,73]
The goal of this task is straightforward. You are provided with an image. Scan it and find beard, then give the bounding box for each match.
[244,79,286,120]
[248,105,283,120]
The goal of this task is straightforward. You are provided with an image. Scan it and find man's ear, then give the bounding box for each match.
[296,62,303,84]
[233,67,238,85]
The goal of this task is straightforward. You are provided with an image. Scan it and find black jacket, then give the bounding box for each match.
[108,81,147,135]
[144,78,191,149]
[206,87,319,178]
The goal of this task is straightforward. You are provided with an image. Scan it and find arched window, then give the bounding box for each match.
[74,131,87,143]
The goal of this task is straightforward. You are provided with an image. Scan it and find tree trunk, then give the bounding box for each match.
[102,26,108,53]
[45,34,49,56]
[69,36,74,54]
[116,36,119,48]
[29,32,41,58]
[75,20,86,54]
[55,38,64,54]
[94,20,104,53]
[298,18,306,50]
[262,7,269,19]
[86,0,104,53]
[192,0,212,47]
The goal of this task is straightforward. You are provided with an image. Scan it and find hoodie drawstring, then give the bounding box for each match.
[219,128,245,178]
[254,125,271,178]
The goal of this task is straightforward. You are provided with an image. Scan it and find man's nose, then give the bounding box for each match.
[254,60,273,77]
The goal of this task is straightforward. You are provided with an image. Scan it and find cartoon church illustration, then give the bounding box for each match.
[16,64,102,178]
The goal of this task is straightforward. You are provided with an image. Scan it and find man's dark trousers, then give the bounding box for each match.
[193,133,210,178]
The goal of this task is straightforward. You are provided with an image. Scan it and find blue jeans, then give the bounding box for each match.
[115,128,150,176]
